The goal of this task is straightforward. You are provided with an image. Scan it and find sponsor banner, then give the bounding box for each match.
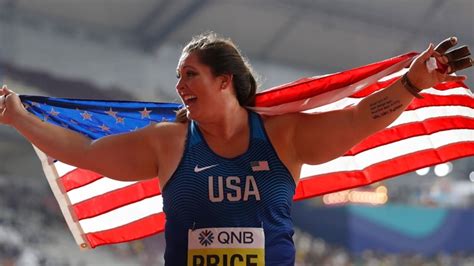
[188,249,264,266]
[188,227,264,249]
[188,227,265,265]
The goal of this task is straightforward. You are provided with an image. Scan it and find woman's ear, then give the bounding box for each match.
[219,74,233,90]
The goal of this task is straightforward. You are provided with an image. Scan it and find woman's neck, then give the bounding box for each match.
[198,104,248,141]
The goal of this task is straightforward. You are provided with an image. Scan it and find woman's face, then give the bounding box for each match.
[176,51,223,121]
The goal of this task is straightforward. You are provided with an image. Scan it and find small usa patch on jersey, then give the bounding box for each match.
[251,161,270,171]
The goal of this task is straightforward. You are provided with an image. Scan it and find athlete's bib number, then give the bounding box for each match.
[188,227,265,266]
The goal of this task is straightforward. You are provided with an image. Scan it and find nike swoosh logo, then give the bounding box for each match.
[194,164,219,173]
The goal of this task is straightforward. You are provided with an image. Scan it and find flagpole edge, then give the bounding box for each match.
[32,145,92,249]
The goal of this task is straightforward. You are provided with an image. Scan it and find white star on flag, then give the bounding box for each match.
[139,108,152,119]
[115,117,125,124]
[80,111,92,121]
[49,108,60,117]
[99,124,110,132]
[105,108,118,118]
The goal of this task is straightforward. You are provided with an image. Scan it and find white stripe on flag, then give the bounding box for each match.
[301,129,474,178]
[55,161,77,177]
[423,87,473,96]
[390,106,473,127]
[79,195,163,233]
[308,86,471,113]
[378,68,407,81]
[67,178,137,204]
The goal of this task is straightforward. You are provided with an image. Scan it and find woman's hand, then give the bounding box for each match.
[0,85,28,126]
[407,37,472,90]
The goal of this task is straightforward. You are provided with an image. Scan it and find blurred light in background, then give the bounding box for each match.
[469,171,474,182]
[323,186,388,206]
[434,162,453,177]
[415,167,430,176]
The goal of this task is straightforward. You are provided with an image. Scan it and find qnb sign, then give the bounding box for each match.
[217,231,254,245]
[188,227,265,266]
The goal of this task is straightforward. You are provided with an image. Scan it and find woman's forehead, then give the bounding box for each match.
[177,52,200,70]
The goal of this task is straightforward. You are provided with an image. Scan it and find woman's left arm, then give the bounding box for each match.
[292,38,472,165]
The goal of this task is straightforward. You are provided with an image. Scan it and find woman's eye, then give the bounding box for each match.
[176,71,196,79]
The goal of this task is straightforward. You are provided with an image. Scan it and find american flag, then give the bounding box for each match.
[251,161,270,172]
[22,52,474,248]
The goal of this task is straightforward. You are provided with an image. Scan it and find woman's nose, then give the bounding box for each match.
[175,79,182,91]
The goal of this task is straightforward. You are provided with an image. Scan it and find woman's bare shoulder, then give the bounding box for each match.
[261,113,303,145]
[151,121,188,130]
[147,121,188,140]
[262,112,300,129]
[261,113,303,180]
[149,121,189,185]
[142,121,188,162]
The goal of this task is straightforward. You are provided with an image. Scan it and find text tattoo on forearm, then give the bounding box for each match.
[369,96,403,119]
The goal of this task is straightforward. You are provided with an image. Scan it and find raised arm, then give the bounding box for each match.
[292,38,472,165]
[0,86,160,181]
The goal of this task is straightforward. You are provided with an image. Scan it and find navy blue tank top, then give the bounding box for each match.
[162,111,296,265]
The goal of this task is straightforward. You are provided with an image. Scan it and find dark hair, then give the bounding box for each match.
[175,32,258,122]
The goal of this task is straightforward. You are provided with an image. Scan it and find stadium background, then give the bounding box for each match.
[0,0,473,265]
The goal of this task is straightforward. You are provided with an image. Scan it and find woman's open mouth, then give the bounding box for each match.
[183,95,197,106]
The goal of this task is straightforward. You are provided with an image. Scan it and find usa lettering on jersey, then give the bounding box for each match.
[208,176,261,202]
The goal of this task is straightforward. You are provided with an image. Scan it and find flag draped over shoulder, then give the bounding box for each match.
[21,52,474,249]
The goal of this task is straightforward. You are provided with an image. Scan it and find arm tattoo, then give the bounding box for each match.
[369,96,403,119]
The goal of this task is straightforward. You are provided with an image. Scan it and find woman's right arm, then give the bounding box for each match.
[1,86,159,181]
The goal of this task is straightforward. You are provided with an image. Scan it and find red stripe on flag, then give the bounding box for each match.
[85,213,166,248]
[351,77,399,98]
[255,53,417,107]
[73,178,161,220]
[351,79,469,98]
[433,81,469,91]
[347,116,474,156]
[61,169,103,192]
[294,141,474,200]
